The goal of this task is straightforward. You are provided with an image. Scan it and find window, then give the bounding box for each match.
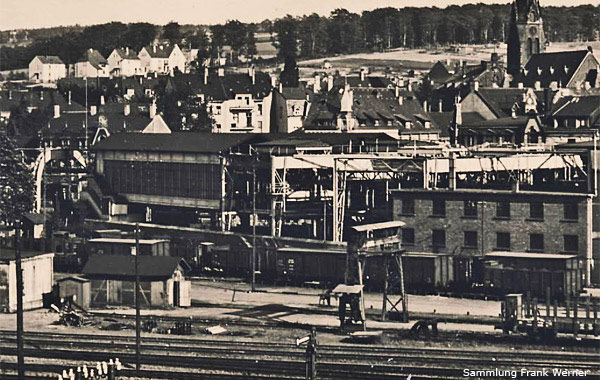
[432,229,446,248]
[214,105,222,115]
[496,232,511,250]
[563,203,578,221]
[432,200,446,217]
[529,202,544,220]
[464,231,478,248]
[464,200,477,217]
[529,233,544,252]
[563,235,578,253]
[496,202,510,218]
[402,228,415,246]
[400,199,415,215]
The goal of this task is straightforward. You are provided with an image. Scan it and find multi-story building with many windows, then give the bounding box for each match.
[391,188,595,286]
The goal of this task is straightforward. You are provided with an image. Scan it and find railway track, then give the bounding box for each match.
[1,331,598,379]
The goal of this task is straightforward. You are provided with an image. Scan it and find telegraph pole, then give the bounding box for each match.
[15,220,24,380]
[251,165,256,292]
[134,223,141,372]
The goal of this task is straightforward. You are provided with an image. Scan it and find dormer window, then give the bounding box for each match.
[564,65,570,74]
[374,120,380,126]
[424,121,431,129]
[536,67,542,75]
[549,66,554,75]
[405,121,411,129]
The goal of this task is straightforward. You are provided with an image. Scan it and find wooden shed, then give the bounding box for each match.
[57,276,91,309]
[82,255,191,308]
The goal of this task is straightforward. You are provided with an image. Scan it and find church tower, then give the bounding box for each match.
[507,0,545,76]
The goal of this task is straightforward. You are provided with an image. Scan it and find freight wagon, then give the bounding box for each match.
[484,252,583,299]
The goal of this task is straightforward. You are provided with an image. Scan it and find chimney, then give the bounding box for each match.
[218,67,224,77]
[149,99,157,118]
[68,90,72,105]
[359,68,366,82]
[517,82,524,89]
[8,90,11,100]
[204,67,209,85]
[53,104,60,118]
[584,81,592,91]
[438,99,443,112]
[423,100,428,112]
[40,91,44,100]
[449,153,457,190]
[454,96,462,125]
[534,81,541,90]
[511,106,517,119]
[550,81,558,91]
[313,74,321,93]
[407,82,413,92]
[279,82,283,93]
[473,81,479,91]
[327,75,334,91]
[395,86,399,98]
[153,45,157,53]
[124,103,130,116]
[125,47,129,55]
[398,95,403,105]
[139,76,143,85]
[100,95,105,105]
[90,105,97,115]
[251,66,256,85]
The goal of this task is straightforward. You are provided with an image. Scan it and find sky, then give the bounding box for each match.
[0,0,597,31]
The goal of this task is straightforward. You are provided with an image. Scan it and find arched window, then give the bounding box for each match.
[535,38,540,54]
[527,38,533,56]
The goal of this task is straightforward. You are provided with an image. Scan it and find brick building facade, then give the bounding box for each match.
[391,189,594,285]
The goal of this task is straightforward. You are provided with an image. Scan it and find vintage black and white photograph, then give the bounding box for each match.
[0,0,599,379]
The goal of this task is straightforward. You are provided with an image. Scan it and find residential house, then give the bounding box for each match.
[304,83,440,141]
[28,55,66,83]
[164,68,273,133]
[270,86,311,133]
[74,49,109,78]
[138,44,186,75]
[107,47,144,77]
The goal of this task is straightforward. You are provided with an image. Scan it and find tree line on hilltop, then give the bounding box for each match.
[0,3,598,71]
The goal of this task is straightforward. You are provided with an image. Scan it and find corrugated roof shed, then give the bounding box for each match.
[82,254,188,280]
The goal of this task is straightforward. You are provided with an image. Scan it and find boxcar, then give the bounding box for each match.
[483,252,582,299]
[275,247,346,285]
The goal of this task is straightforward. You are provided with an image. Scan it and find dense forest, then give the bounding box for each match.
[0,3,598,71]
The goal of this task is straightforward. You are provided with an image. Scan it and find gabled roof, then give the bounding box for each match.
[115,48,139,60]
[551,95,600,118]
[34,55,64,65]
[428,61,452,83]
[280,86,309,100]
[91,132,256,154]
[142,114,171,134]
[166,71,272,101]
[475,88,545,117]
[522,50,592,88]
[82,254,188,280]
[78,49,108,70]
[142,44,177,59]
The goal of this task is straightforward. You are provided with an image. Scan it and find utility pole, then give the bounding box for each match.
[84,77,89,166]
[251,165,256,292]
[134,223,141,372]
[15,220,24,380]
